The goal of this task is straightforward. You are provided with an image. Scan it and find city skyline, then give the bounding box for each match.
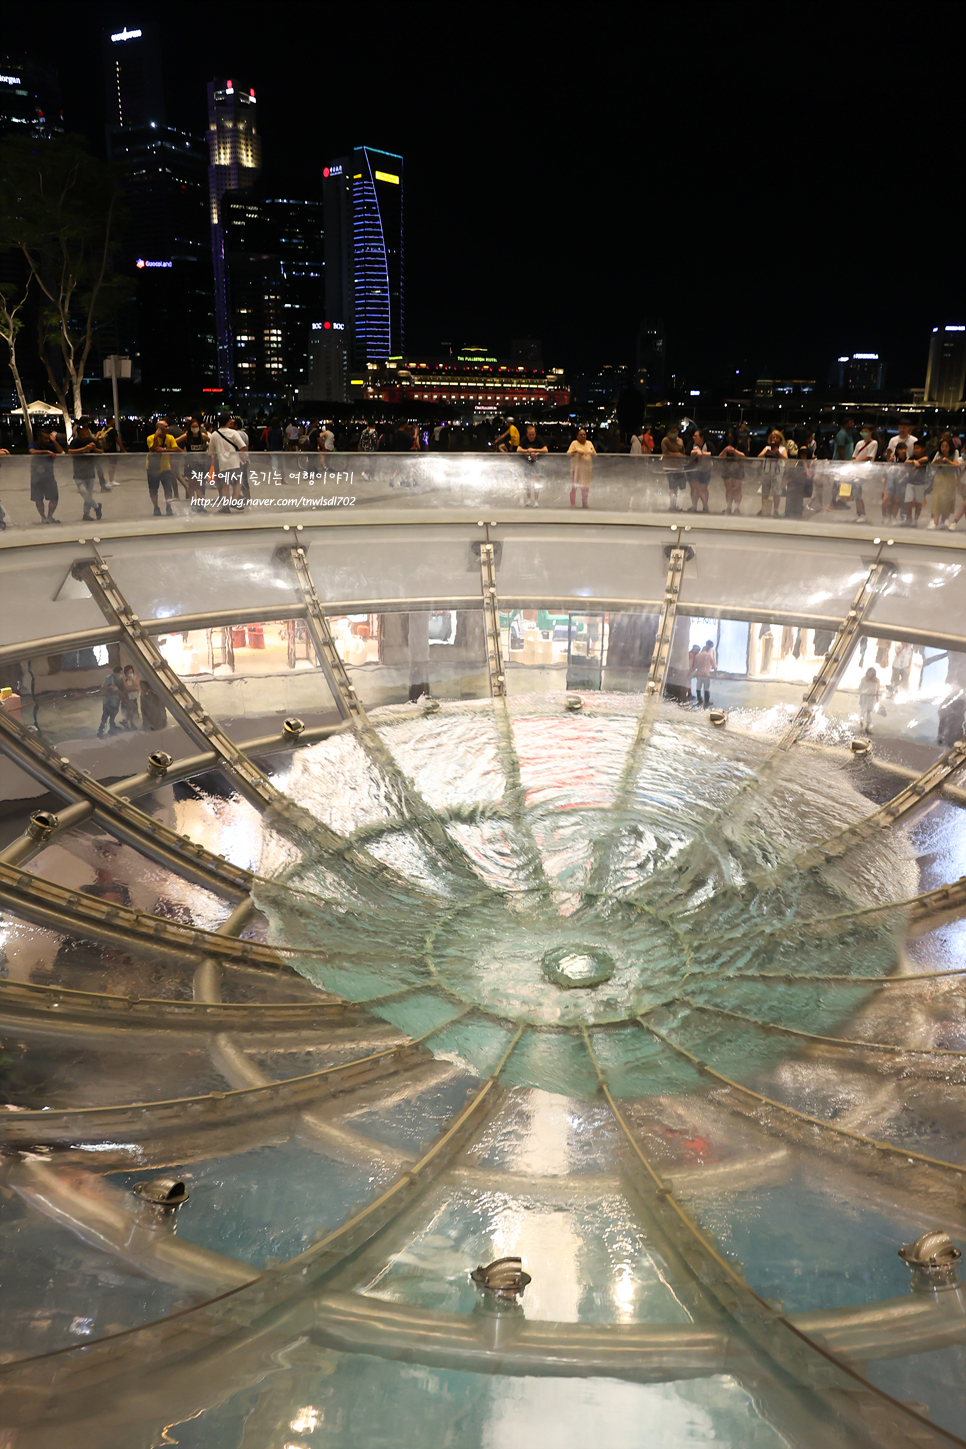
[2,2,964,393]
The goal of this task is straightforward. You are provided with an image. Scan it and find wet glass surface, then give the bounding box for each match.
[0,512,963,1449]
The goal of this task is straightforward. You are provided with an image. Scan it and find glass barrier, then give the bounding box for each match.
[1,451,964,529]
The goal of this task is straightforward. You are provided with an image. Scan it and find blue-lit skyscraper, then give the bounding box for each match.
[324,146,404,376]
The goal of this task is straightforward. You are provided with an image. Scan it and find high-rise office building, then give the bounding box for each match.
[924,325,966,409]
[109,124,216,393]
[207,79,262,386]
[301,333,348,405]
[828,353,886,392]
[0,58,64,138]
[636,318,665,395]
[101,22,165,132]
[101,30,214,396]
[221,191,323,398]
[323,147,404,372]
[0,56,65,406]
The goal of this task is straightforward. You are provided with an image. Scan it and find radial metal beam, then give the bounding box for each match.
[776,553,893,751]
[280,544,485,885]
[279,544,366,723]
[647,552,899,902]
[0,708,250,898]
[0,977,360,1036]
[72,558,316,823]
[582,1029,960,1449]
[586,545,693,895]
[676,999,966,1061]
[724,873,966,950]
[69,558,434,897]
[637,1017,966,1177]
[0,1003,477,1147]
[647,543,690,700]
[478,532,506,698]
[797,737,966,872]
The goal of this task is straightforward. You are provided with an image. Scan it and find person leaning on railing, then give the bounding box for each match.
[28,425,63,525]
[718,429,746,515]
[69,419,104,523]
[95,415,126,489]
[661,423,686,512]
[929,432,962,530]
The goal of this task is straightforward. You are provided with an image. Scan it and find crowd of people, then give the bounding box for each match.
[2,408,962,528]
[651,417,964,528]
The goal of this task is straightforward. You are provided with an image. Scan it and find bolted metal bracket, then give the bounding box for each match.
[26,810,59,842]
[133,1177,190,1209]
[471,1256,531,1301]
[283,717,305,739]
[709,709,727,727]
[478,538,506,698]
[646,546,690,698]
[899,1231,962,1291]
[146,750,173,779]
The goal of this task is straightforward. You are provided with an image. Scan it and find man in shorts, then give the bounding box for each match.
[68,419,103,522]
[881,442,908,521]
[28,426,63,524]
[516,423,548,506]
[661,422,686,510]
[902,439,931,527]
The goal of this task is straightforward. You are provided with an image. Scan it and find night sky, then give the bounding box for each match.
[5,2,964,387]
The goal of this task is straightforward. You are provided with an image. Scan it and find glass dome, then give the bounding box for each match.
[0,465,963,1448]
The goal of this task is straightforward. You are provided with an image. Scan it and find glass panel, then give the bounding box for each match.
[495,523,669,608]
[103,531,299,621]
[817,635,960,766]
[0,650,200,781]
[28,827,231,933]
[866,544,966,640]
[152,621,342,742]
[301,525,484,609]
[504,607,612,696]
[335,608,489,709]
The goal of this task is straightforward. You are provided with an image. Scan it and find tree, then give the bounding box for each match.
[0,269,34,445]
[0,134,127,428]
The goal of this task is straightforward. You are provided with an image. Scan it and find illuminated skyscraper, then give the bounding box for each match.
[99,29,214,393]
[324,147,404,373]
[0,57,64,138]
[207,78,262,385]
[925,325,966,409]
[101,22,164,133]
[222,190,324,398]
